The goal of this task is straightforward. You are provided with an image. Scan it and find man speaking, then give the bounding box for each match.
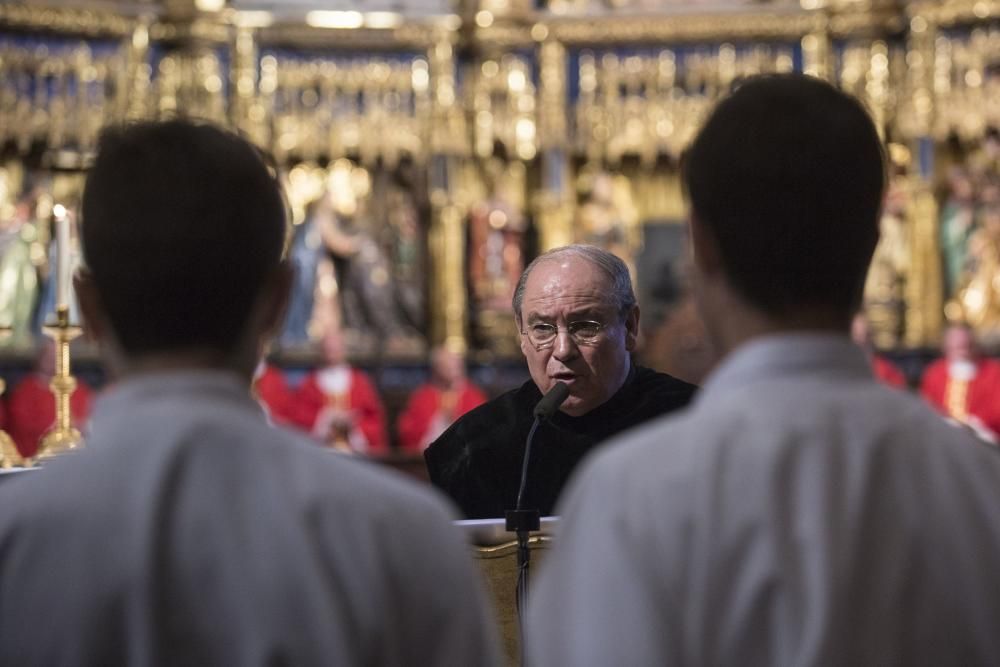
[425,244,696,518]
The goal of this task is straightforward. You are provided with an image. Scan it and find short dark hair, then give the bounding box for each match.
[81,120,286,356]
[682,74,885,318]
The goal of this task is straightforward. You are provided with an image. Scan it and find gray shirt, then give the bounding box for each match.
[0,371,500,666]
[528,334,1000,666]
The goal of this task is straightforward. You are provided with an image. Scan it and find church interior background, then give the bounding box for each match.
[0,0,997,447]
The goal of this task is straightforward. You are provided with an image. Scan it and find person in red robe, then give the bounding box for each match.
[851,314,907,388]
[397,346,487,453]
[297,330,386,453]
[7,343,93,458]
[921,323,1000,443]
[0,384,21,466]
[871,356,907,388]
[252,361,305,427]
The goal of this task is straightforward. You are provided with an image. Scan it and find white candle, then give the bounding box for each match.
[53,204,71,312]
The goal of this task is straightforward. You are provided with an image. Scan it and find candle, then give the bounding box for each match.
[53,204,71,312]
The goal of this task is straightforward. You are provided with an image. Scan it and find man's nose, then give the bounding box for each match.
[551,329,579,361]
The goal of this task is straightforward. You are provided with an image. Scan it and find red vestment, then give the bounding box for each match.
[920,358,1000,439]
[7,374,93,458]
[297,367,387,453]
[872,355,907,389]
[397,382,488,453]
[252,364,308,427]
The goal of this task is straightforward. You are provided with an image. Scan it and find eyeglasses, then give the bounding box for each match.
[521,320,606,349]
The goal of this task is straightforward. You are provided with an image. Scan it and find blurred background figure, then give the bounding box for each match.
[397,346,486,453]
[281,161,420,357]
[298,329,386,453]
[251,358,301,428]
[850,313,907,388]
[940,167,977,300]
[921,323,1000,443]
[0,183,41,350]
[862,167,910,349]
[955,204,1000,348]
[574,166,641,286]
[6,340,92,458]
[467,149,528,356]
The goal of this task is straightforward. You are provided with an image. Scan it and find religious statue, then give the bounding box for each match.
[940,167,977,300]
[467,153,527,355]
[966,127,1000,179]
[573,166,641,285]
[368,158,428,351]
[0,174,41,349]
[863,176,910,348]
[956,205,1000,349]
[280,160,426,355]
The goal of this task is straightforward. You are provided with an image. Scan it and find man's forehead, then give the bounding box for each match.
[520,259,616,320]
[523,257,605,296]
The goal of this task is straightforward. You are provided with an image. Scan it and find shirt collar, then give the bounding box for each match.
[699,332,871,402]
[92,369,261,431]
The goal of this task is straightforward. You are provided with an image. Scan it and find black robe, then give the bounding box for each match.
[424,366,697,519]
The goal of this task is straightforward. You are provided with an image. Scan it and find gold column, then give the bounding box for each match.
[866,40,890,139]
[149,0,231,125]
[905,183,944,347]
[430,200,468,353]
[120,16,153,121]
[537,34,565,149]
[230,24,265,145]
[428,35,467,352]
[536,34,573,252]
[801,17,832,81]
[905,13,937,140]
[903,12,944,348]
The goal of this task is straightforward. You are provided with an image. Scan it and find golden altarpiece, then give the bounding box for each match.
[0,1,996,655]
[0,0,997,371]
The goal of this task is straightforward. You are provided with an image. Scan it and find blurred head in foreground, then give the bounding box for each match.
[76,120,290,380]
[682,74,886,354]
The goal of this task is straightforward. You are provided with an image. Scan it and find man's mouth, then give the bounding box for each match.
[551,373,577,384]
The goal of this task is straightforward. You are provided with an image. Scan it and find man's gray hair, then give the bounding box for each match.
[512,244,637,324]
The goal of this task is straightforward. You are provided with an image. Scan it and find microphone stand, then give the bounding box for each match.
[506,381,568,664]
[506,417,542,666]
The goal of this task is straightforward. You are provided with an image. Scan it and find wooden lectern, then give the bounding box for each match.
[457,517,558,666]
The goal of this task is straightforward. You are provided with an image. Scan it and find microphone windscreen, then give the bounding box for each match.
[533,382,570,419]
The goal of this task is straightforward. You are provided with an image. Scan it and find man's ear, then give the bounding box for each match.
[624,305,640,352]
[516,316,529,357]
[73,268,107,343]
[688,212,722,278]
[259,261,293,340]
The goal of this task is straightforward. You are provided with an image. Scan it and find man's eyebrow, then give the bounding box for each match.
[525,306,607,324]
[565,306,608,321]
[524,311,553,324]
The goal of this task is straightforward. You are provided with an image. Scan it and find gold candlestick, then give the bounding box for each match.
[37,306,84,460]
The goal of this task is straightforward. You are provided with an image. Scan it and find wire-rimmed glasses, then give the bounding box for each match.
[520,320,606,349]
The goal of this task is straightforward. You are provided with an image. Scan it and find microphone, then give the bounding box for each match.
[533,381,571,420]
[518,382,569,510]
